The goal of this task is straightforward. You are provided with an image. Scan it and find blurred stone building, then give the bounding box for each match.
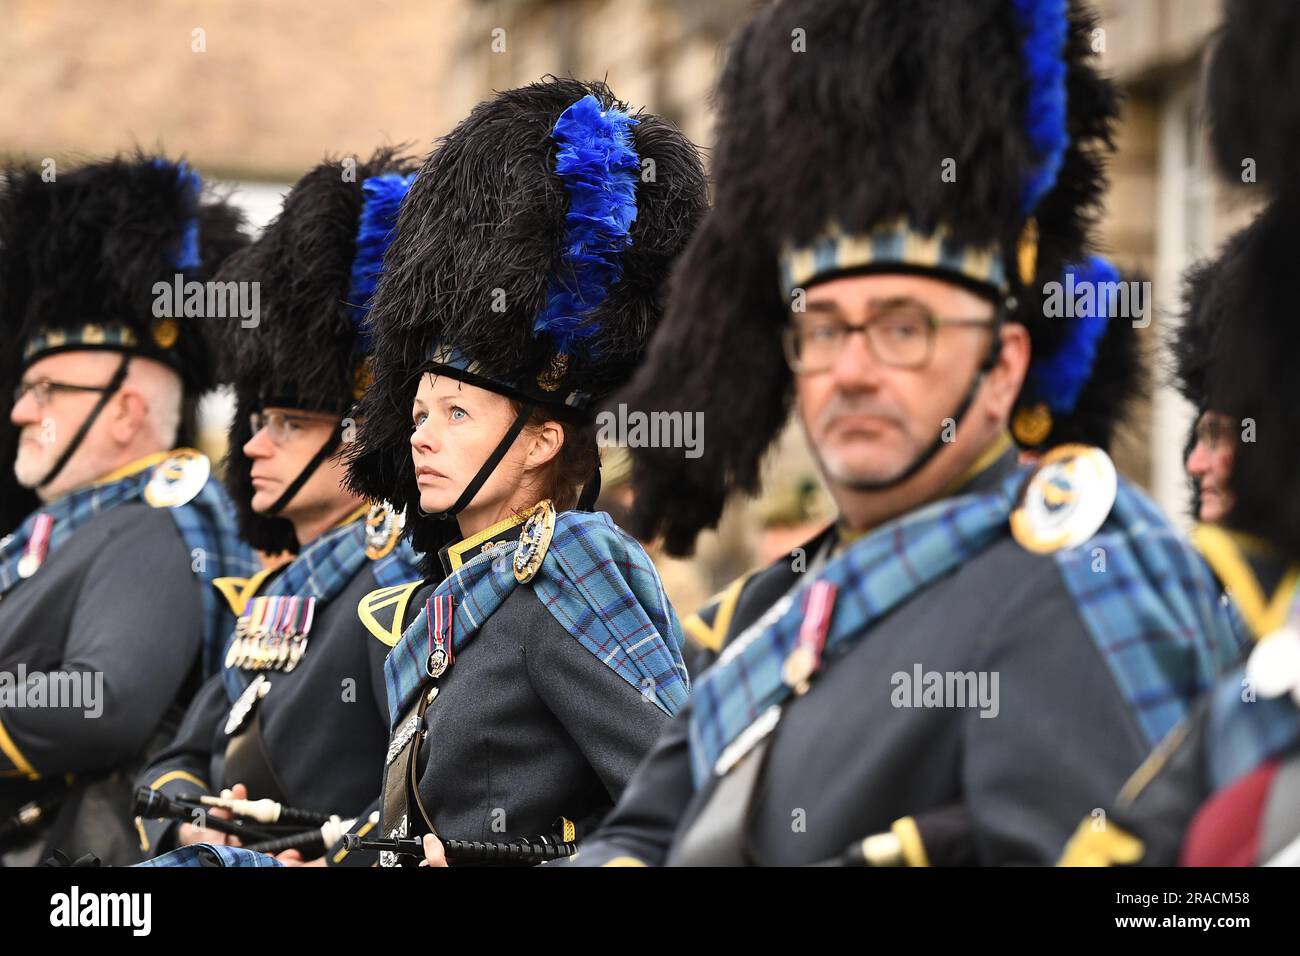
[0,0,1257,613]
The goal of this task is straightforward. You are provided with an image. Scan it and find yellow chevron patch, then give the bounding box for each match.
[212,566,278,617]
[357,580,424,647]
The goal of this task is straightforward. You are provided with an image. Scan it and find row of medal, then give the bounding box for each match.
[225,594,318,672]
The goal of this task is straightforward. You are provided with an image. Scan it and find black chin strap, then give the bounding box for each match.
[37,354,131,492]
[421,404,535,520]
[265,418,346,516]
[845,333,1004,493]
[576,465,602,512]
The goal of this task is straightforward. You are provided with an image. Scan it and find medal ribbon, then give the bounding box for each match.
[784,580,836,693]
[20,513,55,574]
[426,593,455,676]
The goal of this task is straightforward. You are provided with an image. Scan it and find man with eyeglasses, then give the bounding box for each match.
[0,154,257,865]
[567,0,1242,866]
[680,254,1146,677]
[135,153,423,866]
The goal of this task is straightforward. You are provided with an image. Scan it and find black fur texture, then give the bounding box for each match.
[616,0,1118,555]
[211,148,420,555]
[1206,0,1300,191]
[344,78,708,564]
[1201,195,1300,560]
[0,150,249,393]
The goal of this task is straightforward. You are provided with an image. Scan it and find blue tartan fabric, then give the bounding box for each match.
[688,466,1244,786]
[1054,482,1247,745]
[0,457,257,677]
[218,515,423,701]
[1206,666,1300,791]
[136,844,283,867]
[385,510,688,729]
[372,538,422,588]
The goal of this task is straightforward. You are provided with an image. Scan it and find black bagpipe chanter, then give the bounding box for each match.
[133,788,578,865]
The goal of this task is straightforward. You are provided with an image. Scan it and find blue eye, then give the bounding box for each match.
[412,412,427,430]
[450,407,468,422]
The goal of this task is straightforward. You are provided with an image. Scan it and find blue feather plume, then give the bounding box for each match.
[1029,255,1118,414]
[1011,0,1070,214]
[348,171,416,352]
[533,94,640,358]
[153,158,203,271]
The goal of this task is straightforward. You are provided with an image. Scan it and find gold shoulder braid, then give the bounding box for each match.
[513,499,557,584]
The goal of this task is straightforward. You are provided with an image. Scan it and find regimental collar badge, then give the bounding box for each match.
[364,502,403,560]
[513,499,556,584]
[143,448,211,509]
[1011,444,1117,555]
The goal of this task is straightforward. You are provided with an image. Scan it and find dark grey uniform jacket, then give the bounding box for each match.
[573,449,1164,866]
[0,502,205,865]
[135,563,406,858]
[377,579,670,855]
[681,525,835,680]
[1059,544,1289,866]
[338,512,673,866]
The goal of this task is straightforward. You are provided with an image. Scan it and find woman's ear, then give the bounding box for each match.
[524,419,565,472]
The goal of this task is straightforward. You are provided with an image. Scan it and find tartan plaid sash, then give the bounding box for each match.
[1053,479,1247,745]
[219,517,421,701]
[385,510,688,730]
[0,459,257,678]
[1205,664,1300,791]
[137,844,283,867]
[688,467,1246,787]
[1205,580,1300,790]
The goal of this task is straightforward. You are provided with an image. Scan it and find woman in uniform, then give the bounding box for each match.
[331,76,708,866]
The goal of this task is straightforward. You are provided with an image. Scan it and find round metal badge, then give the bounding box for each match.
[143,449,211,508]
[1010,444,1117,554]
[513,500,557,584]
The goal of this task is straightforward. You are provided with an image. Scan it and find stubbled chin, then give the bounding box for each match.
[822,440,908,482]
[13,454,46,489]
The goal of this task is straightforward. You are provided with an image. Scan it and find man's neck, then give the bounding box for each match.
[832,429,1012,535]
[290,498,368,547]
[37,445,171,503]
